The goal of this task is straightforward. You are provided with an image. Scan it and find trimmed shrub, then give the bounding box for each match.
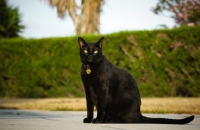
[0,26,200,97]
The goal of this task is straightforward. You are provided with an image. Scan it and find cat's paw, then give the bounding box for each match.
[92,118,102,123]
[83,118,92,123]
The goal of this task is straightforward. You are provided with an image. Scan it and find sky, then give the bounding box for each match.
[7,0,175,39]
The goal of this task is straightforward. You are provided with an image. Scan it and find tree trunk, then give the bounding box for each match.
[48,0,104,34]
[75,0,103,34]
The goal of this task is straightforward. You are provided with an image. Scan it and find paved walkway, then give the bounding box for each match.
[0,110,199,130]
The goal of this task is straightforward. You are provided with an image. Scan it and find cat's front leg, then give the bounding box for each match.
[83,117,93,123]
[83,98,94,123]
[92,112,106,123]
[92,111,106,123]
[83,102,94,123]
[92,98,107,123]
[83,89,94,123]
[92,118,102,123]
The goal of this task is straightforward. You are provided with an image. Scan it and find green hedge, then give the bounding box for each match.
[0,26,200,98]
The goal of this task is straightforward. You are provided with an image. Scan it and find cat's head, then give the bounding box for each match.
[78,37,104,64]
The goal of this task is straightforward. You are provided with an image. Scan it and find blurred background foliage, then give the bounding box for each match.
[0,26,200,98]
[0,0,24,38]
[153,0,200,26]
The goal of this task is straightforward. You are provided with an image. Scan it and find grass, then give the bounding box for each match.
[0,98,199,114]
[141,98,200,114]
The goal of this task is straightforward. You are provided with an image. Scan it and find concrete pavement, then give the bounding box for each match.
[0,109,199,130]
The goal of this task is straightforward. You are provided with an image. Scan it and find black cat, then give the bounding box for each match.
[78,37,194,124]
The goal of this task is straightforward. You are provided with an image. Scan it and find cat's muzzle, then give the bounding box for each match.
[88,55,93,62]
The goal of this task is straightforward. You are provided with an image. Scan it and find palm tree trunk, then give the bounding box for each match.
[75,0,103,34]
[48,0,104,34]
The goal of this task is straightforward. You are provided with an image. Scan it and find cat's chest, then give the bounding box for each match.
[84,74,102,86]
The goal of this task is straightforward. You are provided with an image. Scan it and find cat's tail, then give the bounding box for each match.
[141,115,194,124]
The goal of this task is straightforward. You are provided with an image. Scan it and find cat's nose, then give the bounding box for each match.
[88,55,92,59]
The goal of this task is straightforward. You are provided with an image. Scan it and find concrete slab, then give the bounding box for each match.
[0,109,199,130]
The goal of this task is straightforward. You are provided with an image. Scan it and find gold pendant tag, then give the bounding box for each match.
[86,68,91,74]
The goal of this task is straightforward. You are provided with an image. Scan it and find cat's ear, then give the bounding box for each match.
[78,37,88,48]
[95,37,104,49]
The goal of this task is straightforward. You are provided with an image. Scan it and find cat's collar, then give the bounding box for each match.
[83,64,91,74]
[83,64,90,69]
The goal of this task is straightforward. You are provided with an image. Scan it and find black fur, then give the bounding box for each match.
[78,37,194,124]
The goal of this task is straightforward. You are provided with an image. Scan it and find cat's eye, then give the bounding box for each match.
[94,50,98,54]
[84,50,88,54]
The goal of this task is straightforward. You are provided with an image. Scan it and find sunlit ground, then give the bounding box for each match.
[0,98,199,114]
